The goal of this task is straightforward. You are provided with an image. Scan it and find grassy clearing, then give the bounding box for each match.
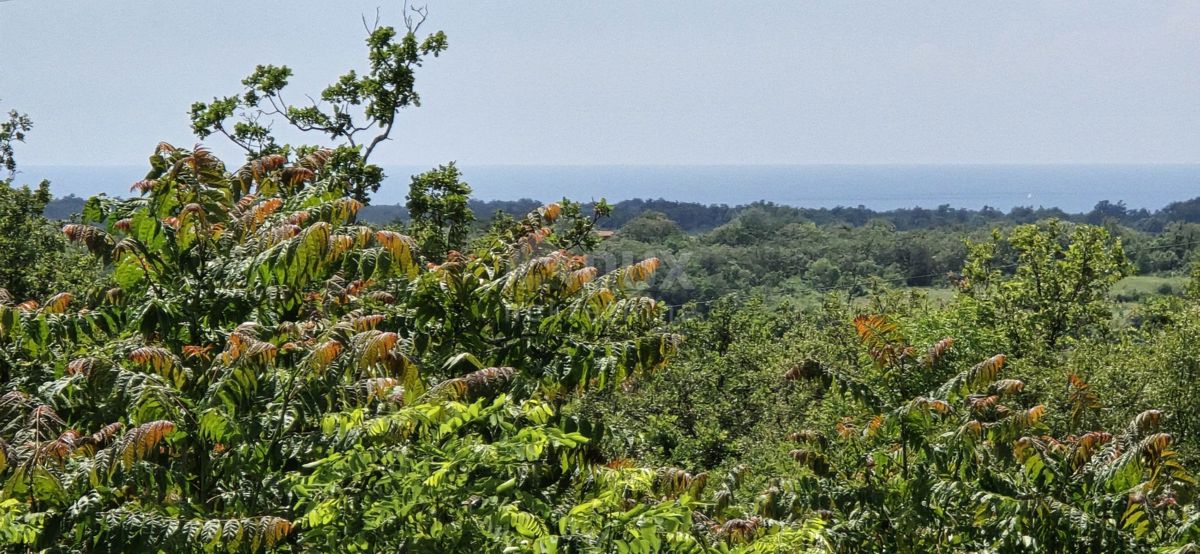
[1110,275,1187,301]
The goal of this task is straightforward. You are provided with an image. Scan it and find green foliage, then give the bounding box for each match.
[0,141,758,552]
[406,162,474,261]
[618,211,686,244]
[0,105,33,178]
[0,106,104,303]
[960,219,1132,354]
[590,203,984,307]
[590,282,1200,552]
[586,296,819,473]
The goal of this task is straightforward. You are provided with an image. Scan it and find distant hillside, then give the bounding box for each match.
[43,195,86,221]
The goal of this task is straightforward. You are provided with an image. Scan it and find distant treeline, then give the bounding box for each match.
[284,196,1200,233]
[42,194,1200,233]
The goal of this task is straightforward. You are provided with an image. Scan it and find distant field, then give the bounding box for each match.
[838,278,1183,313]
[1110,275,1187,300]
[920,287,957,303]
[903,277,1184,305]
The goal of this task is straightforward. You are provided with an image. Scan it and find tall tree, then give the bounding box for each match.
[959,219,1131,353]
[189,5,448,204]
[406,162,474,260]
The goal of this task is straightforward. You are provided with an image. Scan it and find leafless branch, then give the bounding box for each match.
[217,125,254,156]
[404,0,429,33]
[362,7,382,34]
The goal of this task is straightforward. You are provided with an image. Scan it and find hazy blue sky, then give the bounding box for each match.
[1,1,1197,166]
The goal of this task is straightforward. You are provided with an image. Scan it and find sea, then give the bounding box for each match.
[20,164,1200,213]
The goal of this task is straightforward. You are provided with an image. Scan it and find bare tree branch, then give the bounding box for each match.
[362,6,382,34]
[404,1,429,33]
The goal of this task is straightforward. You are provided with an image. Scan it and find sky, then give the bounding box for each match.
[1,1,1198,167]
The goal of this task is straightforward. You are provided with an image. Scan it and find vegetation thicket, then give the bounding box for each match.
[4,11,1200,554]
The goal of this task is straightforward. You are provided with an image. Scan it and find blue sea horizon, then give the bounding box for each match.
[18,163,1200,214]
